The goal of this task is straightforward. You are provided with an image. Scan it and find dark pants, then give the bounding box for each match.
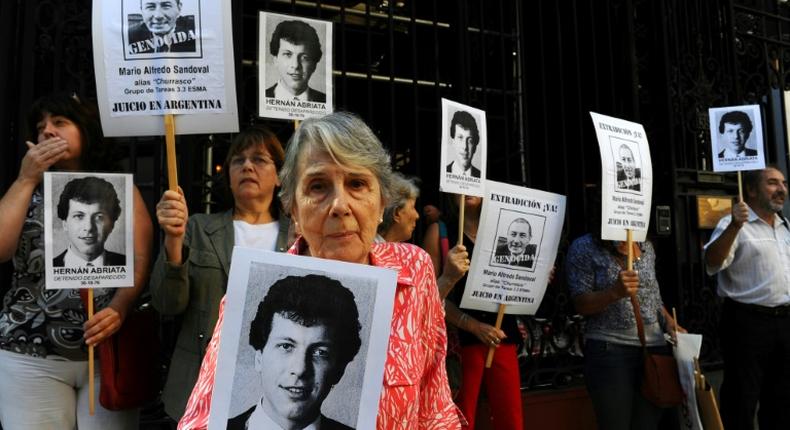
[720,298,790,430]
[583,339,666,430]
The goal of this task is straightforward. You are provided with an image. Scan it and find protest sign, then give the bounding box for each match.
[92,0,238,136]
[708,105,765,172]
[259,12,333,121]
[208,249,397,430]
[44,172,134,290]
[459,181,565,315]
[440,98,487,198]
[590,112,653,242]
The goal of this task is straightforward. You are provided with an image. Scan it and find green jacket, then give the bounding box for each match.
[149,210,290,420]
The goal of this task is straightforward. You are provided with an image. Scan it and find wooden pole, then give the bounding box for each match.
[457,194,466,246]
[626,229,634,270]
[737,170,743,202]
[485,303,506,368]
[164,114,178,191]
[88,288,95,415]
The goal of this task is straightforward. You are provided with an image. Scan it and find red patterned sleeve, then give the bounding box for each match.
[177,298,226,430]
[415,251,464,429]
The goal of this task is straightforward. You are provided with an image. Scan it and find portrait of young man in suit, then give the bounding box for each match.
[265,20,327,103]
[445,110,481,178]
[717,110,758,159]
[53,176,125,267]
[227,274,359,430]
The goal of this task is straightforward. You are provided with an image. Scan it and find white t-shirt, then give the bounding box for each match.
[233,220,279,251]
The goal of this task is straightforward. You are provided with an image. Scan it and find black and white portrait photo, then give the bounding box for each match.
[259,12,333,120]
[124,0,202,58]
[439,98,487,197]
[489,209,544,272]
[209,250,397,430]
[446,110,482,178]
[44,172,135,289]
[610,138,642,194]
[708,105,765,172]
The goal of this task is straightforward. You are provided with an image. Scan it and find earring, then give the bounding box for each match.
[378,218,383,223]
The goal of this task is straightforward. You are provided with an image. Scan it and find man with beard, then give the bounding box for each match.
[227,274,359,430]
[717,110,758,159]
[493,218,537,269]
[615,144,641,192]
[704,166,790,430]
[53,176,125,267]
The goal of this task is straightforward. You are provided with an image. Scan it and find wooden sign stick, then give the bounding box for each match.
[457,194,466,246]
[737,170,743,202]
[485,303,506,368]
[164,114,178,191]
[88,288,95,415]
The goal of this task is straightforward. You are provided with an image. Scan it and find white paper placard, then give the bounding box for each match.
[439,98,487,197]
[208,248,397,430]
[44,172,135,289]
[92,0,238,136]
[708,104,765,172]
[459,181,566,315]
[590,112,653,242]
[258,12,333,120]
[675,333,704,430]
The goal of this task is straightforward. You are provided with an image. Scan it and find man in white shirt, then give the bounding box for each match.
[265,20,326,103]
[445,110,481,178]
[53,176,125,267]
[704,166,790,430]
[227,274,359,430]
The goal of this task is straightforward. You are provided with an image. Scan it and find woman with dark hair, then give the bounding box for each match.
[424,193,523,430]
[565,187,684,429]
[150,125,290,421]
[0,93,153,429]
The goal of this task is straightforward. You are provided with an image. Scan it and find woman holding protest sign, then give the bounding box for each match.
[424,193,524,430]
[0,93,153,429]
[177,112,462,429]
[565,191,684,430]
[150,125,290,420]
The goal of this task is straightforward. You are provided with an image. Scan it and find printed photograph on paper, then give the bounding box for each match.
[124,0,202,59]
[44,172,135,289]
[208,249,397,430]
[610,137,643,195]
[708,105,765,172]
[439,98,487,197]
[259,12,333,120]
[489,209,546,272]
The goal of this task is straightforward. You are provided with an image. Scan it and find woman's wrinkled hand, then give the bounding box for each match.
[471,320,506,348]
[443,245,470,284]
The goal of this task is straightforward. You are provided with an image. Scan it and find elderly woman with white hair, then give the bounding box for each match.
[178,112,462,430]
[375,172,420,243]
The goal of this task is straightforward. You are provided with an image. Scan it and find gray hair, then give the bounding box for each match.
[279,112,394,214]
[378,173,420,235]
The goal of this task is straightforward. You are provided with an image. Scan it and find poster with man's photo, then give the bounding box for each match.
[92,0,238,136]
[43,172,135,289]
[208,248,397,430]
[259,12,333,121]
[708,104,765,172]
[439,98,487,197]
[590,112,653,242]
[460,181,566,315]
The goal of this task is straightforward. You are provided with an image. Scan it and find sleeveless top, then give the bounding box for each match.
[0,187,112,361]
[445,220,522,347]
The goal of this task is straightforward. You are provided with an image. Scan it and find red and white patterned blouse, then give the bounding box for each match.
[178,239,463,430]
